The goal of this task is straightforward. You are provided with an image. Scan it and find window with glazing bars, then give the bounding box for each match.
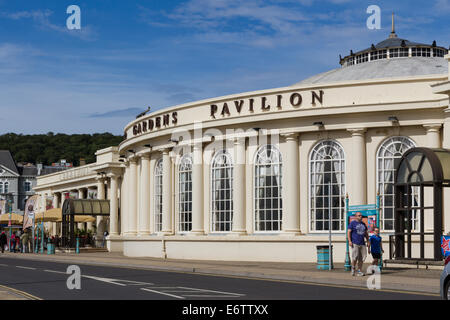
[377,136,416,231]
[154,159,163,232]
[310,141,345,231]
[254,145,283,232]
[211,150,233,232]
[178,154,192,232]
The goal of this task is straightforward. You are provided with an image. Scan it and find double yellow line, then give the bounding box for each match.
[0,283,42,300]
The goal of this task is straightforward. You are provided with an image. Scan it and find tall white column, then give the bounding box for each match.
[191,143,204,235]
[232,137,247,235]
[161,149,173,235]
[77,189,85,230]
[423,124,442,148]
[109,173,119,236]
[96,177,106,242]
[86,191,94,232]
[127,157,138,236]
[282,133,301,235]
[52,192,59,208]
[423,124,443,231]
[347,128,367,205]
[139,154,151,235]
[149,156,156,234]
[51,193,60,236]
[121,163,129,236]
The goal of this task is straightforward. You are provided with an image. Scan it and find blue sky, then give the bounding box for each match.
[0,0,449,135]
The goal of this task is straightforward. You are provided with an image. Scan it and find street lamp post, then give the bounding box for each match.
[8,198,12,252]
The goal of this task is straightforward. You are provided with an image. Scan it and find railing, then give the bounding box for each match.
[389,232,439,261]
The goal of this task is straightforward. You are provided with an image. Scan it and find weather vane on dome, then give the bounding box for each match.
[389,12,398,39]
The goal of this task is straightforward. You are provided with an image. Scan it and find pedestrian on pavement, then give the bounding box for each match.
[15,232,20,253]
[103,230,109,248]
[20,231,28,253]
[347,212,369,276]
[10,232,16,253]
[0,231,7,253]
[368,227,384,270]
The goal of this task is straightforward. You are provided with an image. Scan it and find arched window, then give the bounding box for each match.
[310,140,346,231]
[179,154,192,233]
[4,181,8,194]
[211,150,233,232]
[154,159,163,233]
[377,136,416,231]
[0,182,3,194]
[254,145,282,232]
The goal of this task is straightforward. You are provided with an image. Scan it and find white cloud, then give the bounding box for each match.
[434,0,450,13]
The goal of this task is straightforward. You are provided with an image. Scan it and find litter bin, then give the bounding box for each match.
[47,243,54,255]
[316,245,333,270]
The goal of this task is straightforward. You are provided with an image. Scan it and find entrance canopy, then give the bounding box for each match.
[61,199,109,248]
[394,147,450,261]
[396,148,450,186]
[62,199,110,216]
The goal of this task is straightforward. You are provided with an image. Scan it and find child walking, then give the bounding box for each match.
[368,227,383,270]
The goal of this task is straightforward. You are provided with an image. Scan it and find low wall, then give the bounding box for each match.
[110,234,439,263]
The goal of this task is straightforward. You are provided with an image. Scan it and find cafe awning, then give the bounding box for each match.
[0,213,23,224]
[62,199,110,216]
[34,208,96,223]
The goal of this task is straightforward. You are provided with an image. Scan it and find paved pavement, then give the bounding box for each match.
[0,250,442,299]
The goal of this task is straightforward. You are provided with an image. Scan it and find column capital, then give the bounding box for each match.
[106,172,120,179]
[423,123,442,131]
[281,132,299,140]
[161,148,171,155]
[347,127,367,135]
[140,152,151,160]
[233,136,246,145]
[95,176,106,182]
[128,155,139,163]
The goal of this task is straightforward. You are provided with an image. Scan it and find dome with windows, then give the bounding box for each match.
[295,14,448,86]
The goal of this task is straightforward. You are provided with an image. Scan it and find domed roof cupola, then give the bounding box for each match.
[339,13,448,67]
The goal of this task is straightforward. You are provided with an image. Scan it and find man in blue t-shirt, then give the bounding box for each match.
[369,227,383,269]
[347,212,369,276]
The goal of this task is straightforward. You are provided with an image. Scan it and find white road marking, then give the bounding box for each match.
[82,275,127,286]
[16,266,36,270]
[43,270,66,274]
[140,286,245,298]
[39,269,243,299]
[0,264,8,267]
[82,275,153,287]
[183,295,242,298]
[141,288,185,299]
[177,286,244,296]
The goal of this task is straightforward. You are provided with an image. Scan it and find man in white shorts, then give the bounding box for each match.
[347,212,369,276]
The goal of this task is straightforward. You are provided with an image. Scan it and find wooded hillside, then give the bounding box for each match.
[0,132,124,166]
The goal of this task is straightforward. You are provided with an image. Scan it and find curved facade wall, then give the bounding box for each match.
[36,54,450,262]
